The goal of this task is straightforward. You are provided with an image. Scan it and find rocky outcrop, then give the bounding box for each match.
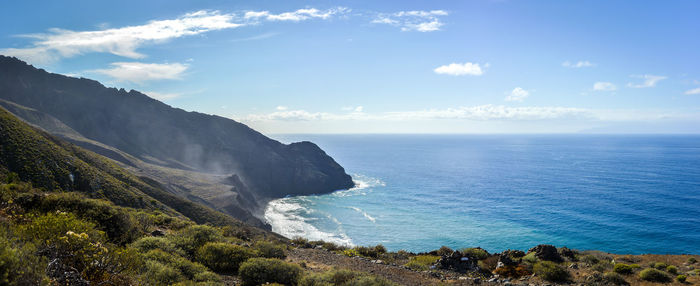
[435,250,479,273]
[528,244,563,262]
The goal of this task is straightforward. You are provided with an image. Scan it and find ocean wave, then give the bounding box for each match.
[264,198,354,246]
[350,206,376,223]
[332,174,385,197]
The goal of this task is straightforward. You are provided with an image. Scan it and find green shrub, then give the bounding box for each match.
[677,275,687,283]
[533,261,569,282]
[522,252,539,264]
[196,242,255,273]
[144,249,214,281]
[19,212,105,244]
[653,262,669,270]
[688,257,697,264]
[238,258,303,286]
[171,225,224,257]
[131,236,184,257]
[353,244,387,258]
[404,260,429,271]
[667,265,678,274]
[603,272,629,285]
[461,247,489,260]
[144,260,183,285]
[613,263,634,274]
[0,235,47,285]
[639,268,671,282]
[253,240,286,259]
[343,249,360,257]
[630,263,641,269]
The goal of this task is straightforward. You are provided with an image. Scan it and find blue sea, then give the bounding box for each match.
[266,135,700,254]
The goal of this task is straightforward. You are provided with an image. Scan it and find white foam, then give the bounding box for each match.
[332,174,385,197]
[350,206,376,223]
[264,198,354,246]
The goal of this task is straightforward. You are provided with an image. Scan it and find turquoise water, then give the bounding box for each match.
[265,135,700,254]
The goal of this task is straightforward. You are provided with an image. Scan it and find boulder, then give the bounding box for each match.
[435,251,479,273]
[527,244,562,262]
[558,246,577,261]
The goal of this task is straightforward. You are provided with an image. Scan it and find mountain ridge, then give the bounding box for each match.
[0,55,354,225]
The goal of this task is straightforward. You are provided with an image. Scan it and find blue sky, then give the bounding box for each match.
[1,0,699,133]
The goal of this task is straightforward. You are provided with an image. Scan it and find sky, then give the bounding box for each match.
[1,0,699,134]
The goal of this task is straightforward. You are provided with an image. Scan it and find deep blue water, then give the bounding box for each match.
[265,135,700,254]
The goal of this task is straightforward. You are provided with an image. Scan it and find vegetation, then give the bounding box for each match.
[460,247,489,260]
[613,263,634,274]
[494,265,532,278]
[238,258,303,286]
[639,268,671,282]
[603,272,629,285]
[196,242,255,273]
[653,262,669,270]
[666,265,678,274]
[404,255,439,271]
[677,274,687,283]
[533,261,569,282]
[688,257,697,264]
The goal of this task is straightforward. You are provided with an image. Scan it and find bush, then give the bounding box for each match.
[653,262,669,270]
[533,261,569,282]
[144,249,215,281]
[253,240,286,259]
[0,235,47,285]
[667,265,678,274]
[131,236,184,257]
[639,268,671,282]
[688,257,697,264]
[677,275,687,283]
[593,261,612,272]
[603,272,629,285]
[238,258,303,286]
[522,252,539,264]
[19,212,105,245]
[613,263,634,274]
[353,244,387,258]
[144,260,183,285]
[171,225,223,257]
[461,247,489,260]
[343,249,360,257]
[403,255,439,271]
[196,242,255,273]
[404,260,429,271]
[478,255,500,271]
[494,265,532,278]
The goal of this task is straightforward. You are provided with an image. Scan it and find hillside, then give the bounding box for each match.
[0,55,354,225]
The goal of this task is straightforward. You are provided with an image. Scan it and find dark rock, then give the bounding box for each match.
[150,229,165,237]
[435,251,479,273]
[499,252,518,266]
[528,244,563,262]
[558,246,578,261]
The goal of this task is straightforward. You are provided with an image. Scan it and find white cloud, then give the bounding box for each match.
[505,87,530,102]
[593,82,617,91]
[243,105,591,122]
[562,61,594,68]
[434,62,484,76]
[1,8,346,64]
[144,91,182,100]
[627,74,667,88]
[685,87,700,95]
[244,7,349,22]
[372,10,448,32]
[276,106,288,110]
[91,62,188,83]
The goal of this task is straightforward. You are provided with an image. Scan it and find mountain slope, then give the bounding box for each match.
[0,55,353,199]
[0,105,270,233]
[0,55,354,226]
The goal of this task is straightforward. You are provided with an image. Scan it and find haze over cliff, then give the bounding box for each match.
[0,55,354,227]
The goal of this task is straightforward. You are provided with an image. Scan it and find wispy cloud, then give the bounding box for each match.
[562,60,594,68]
[144,91,182,100]
[627,74,667,88]
[372,10,448,32]
[230,32,278,42]
[434,62,484,76]
[685,87,700,95]
[1,8,346,64]
[244,7,349,22]
[593,82,617,91]
[90,62,188,83]
[505,87,530,102]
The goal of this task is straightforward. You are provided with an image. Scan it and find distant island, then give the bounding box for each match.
[0,55,697,285]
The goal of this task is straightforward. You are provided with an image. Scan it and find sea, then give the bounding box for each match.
[265,134,700,254]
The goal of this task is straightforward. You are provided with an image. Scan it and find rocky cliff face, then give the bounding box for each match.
[0,55,354,224]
